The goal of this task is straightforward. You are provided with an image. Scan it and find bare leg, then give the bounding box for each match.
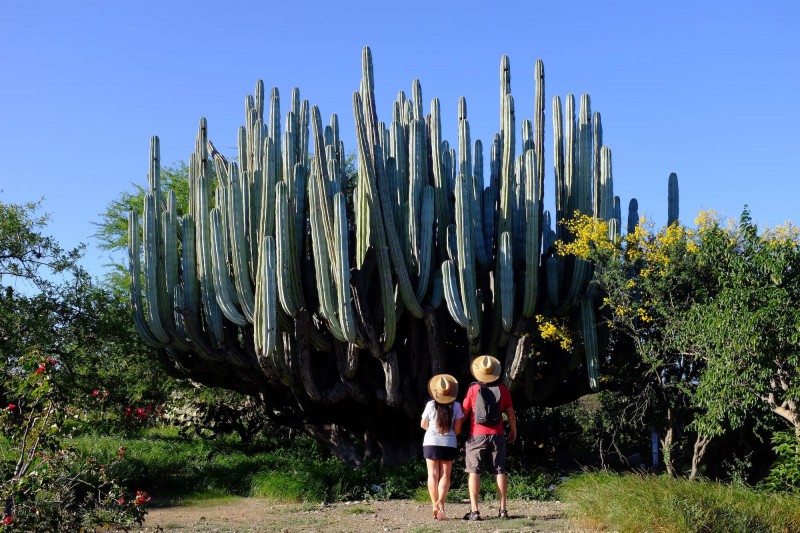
[468,472,481,512]
[437,461,453,519]
[426,459,441,511]
[496,473,508,511]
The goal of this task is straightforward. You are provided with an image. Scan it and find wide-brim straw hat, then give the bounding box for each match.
[470,355,502,383]
[428,374,459,404]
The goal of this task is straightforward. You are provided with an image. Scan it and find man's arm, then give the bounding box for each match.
[505,405,517,444]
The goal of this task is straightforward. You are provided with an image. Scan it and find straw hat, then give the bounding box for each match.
[470,355,502,383]
[428,374,459,404]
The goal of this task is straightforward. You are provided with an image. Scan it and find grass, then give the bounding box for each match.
[4,425,554,504]
[64,427,429,503]
[558,471,800,533]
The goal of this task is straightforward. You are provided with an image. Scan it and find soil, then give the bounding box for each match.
[134,497,590,532]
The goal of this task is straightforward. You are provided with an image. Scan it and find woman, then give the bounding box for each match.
[421,373,464,521]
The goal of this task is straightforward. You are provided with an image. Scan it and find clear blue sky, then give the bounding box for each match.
[2,1,798,277]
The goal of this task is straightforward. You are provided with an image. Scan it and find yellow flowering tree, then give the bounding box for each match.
[558,211,718,477]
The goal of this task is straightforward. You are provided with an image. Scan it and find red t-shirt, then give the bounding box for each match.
[462,382,513,435]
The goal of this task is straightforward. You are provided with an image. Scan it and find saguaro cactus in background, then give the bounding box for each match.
[128,47,679,464]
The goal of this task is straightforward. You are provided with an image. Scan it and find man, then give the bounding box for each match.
[461,355,517,521]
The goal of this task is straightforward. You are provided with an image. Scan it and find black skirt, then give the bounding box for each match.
[423,445,458,461]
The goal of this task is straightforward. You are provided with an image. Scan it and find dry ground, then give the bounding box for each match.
[134,497,598,532]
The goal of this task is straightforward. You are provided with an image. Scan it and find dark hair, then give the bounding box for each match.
[434,402,453,433]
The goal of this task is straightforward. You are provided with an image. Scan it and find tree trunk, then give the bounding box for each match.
[689,433,711,480]
[660,407,677,476]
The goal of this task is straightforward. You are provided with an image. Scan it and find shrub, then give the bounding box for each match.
[558,471,800,533]
[764,431,800,493]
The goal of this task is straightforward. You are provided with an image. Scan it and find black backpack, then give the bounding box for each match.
[472,382,502,426]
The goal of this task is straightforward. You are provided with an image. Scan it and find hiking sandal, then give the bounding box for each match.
[498,509,509,519]
[463,510,481,521]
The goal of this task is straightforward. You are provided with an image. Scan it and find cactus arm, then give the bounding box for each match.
[275,181,301,318]
[455,171,479,343]
[353,83,424,320]
[499,231,514,332]
[254,236,278,360]
[534,59,546,204]
[333,191,358,343]
[226,163,256,322]
[472,140,490,268]
[307,170,347,342]
[442,260,469,328]
[592,111,603,217]
[210,207,247,325]
[193,119,225,342]
[142,192,170,343]
[430,98,451,252]
[127,210,164,347]
[627,199,639,235]
[581,298,600,392]
[163,191,182,334]
[408,118,423,271]
[415,185,434,302]
[352,96,396,350]
[668,172,679,225]
[522,150,541,318]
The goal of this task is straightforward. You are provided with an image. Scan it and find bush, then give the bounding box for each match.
[1,353,147,531]
[764,431,800,493]
[558,471,800,533]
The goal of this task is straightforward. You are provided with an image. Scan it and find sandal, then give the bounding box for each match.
[498,509,509,519]
[462,510,481,521]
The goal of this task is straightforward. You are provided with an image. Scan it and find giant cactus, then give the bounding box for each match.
[128,47,678,464]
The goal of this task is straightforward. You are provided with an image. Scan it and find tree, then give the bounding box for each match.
[0,199,151,528]
[682,209,800,441]
[93,162,191,288]
[558,213,719,476]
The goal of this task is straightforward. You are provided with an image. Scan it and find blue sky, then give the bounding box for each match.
[1,1,798,277]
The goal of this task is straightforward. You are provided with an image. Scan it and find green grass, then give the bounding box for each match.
[558,471,800,533]
[65,427,429,503]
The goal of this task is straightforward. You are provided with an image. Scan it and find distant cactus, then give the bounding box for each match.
[128,47,678,463]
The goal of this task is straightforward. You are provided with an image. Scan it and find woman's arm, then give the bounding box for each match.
[421,418,429,430]
[453,417,463,435]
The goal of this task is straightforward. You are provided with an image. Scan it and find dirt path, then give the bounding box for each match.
[135,497,584,532]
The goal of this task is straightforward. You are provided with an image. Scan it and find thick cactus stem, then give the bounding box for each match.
[668,172,679,225]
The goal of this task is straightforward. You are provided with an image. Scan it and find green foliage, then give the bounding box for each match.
[165,388,267,443]
[682,209,800,440]
[65,428,426,502]
[764,431,800,493]
[558,472,800,533]
[0,199,83,286]
[1,353,147,531]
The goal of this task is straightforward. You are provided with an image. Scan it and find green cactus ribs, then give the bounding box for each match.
[127,46,678,465]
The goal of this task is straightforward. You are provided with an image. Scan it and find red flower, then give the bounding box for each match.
[134,490,151,505]
[146,405,152,411]
[6,404,14,411]
[92,390,99,397]
[46,357,56,365]
[35,364,45,374]
[118,497,125,504]
[2,516,12,525]
[118,447,125,458]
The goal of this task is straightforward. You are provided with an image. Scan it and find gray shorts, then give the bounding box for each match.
[465,434,507,474]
